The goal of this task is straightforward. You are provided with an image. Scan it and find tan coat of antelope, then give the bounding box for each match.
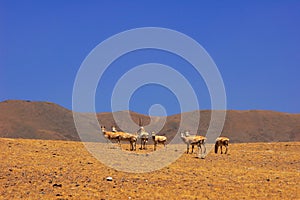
[151,132,167,151]
[215,137,229,154]
[111,126,137,151]
[101,126,121,145]
[180,131,206,155]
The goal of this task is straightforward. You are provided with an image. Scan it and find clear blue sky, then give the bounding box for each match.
[1,1,300,115]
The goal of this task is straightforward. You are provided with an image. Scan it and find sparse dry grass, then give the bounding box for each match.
[1,138,299,199]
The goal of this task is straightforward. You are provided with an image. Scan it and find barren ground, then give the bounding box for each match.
[1,138,299,199]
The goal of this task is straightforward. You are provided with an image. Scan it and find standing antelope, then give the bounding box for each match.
[215,137,229,154]
[111,126,137,151]
[137,118,149,150]
[151,132,167,151]
[100,126,121,145]
[180,131,206,155]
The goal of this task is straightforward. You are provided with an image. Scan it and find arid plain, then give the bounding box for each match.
[1,138,299,200]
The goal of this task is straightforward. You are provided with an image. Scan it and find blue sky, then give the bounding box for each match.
[1,1,300,115]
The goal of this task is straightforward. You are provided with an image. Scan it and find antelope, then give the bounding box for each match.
[111,126,137,151]
[100,126,121,145]
[215,137,229,154]
[137,118,149,150]
[151,132,167,151]
[180,131,206,155]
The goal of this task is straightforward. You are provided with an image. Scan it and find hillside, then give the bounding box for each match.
[0,100,79,141]
[0,100,299,142]
[163,110,300,143]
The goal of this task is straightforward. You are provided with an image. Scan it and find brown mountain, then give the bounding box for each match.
[0,100,79,141]
[0,100,299,142]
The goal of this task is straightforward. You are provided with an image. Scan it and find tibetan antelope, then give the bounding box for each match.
[151,132,167,151]
[111,126,137,151]
[100,126,121,145]
[215,137,229,154]
[180,131,206,155]
[137,119,149,150]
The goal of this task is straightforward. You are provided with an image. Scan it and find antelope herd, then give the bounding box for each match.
[100,122,229,156]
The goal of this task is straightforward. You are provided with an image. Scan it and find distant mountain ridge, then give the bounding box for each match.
[0,100,299,142]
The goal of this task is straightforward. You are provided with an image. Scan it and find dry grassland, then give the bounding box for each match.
[1,138,299,199]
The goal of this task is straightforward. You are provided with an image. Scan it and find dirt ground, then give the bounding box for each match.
[1,138,299,200]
